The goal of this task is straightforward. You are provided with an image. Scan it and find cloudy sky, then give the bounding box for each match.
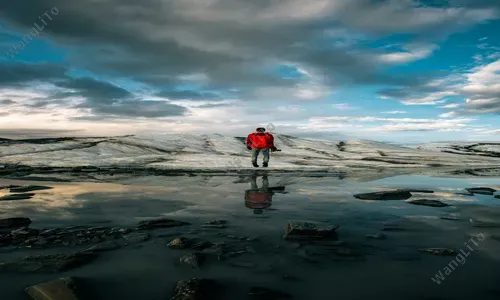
[1,0,499,142]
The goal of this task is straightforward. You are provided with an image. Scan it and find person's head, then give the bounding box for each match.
[253,208,263,214]
[256,127,266,133]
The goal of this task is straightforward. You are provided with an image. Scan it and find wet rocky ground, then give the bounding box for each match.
[1,178,500,300]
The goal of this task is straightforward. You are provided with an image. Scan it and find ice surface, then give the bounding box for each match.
[1,134,499,171]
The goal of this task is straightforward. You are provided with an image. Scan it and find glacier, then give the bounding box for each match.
[0,134,499,181]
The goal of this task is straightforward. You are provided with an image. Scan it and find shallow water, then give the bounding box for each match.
[1,174,500,300]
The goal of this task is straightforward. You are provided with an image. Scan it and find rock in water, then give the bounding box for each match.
[419,248,457,255]
[283,222,338,241]
[137,218,190,230]
[0,252,98,273]
[168,237,189,249]
[399,189,434,193]
[407,199,450,207]
[172,278,218,300]
[248,286,291,299]
[0,193,35,201]
[202,220,227,229]
[25,277,80,300]
[10,185,53,193]
[0,217,32,228]
[353,190,412,200]
[466,187,496,195]
[179,252,203,268]
[495,195,500,199]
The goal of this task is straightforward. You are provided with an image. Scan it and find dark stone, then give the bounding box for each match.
[418,248,457,255]
[179,252,204,268]
[495,195,500,199]
[283,222,339,241]
[353,190,412,200]
[137,218,190,230]
[0,217,32,229]
[439,215,460,221]
[9,185,53,193]
[202,220,228,229]
[455,192,475,196]
[399,189,434,193]
[0,252,98,273]
[248,286,292,299]
[172,278,219,300]
[407,199,450,207]
[0,185,22,190]
[466,187,496,195]
[0,193,35,201]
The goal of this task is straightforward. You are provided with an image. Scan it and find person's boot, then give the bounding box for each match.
[263,162,268,167]
[252,162,259,167]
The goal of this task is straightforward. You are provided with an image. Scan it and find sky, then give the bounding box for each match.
[0,0,500,143]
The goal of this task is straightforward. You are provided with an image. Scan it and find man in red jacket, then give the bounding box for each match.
[246,127,278,167]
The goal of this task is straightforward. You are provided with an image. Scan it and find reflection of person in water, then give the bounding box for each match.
[244,174,285,214]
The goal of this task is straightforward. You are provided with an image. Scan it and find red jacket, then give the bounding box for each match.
[246,132,276,150]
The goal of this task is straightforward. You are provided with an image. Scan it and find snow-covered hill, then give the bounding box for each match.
[1,134,499,176]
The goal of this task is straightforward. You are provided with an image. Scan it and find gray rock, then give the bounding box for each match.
[283,222,339,241]
[0,252,98,273]
[137,218,190,230]
[9,185,53,193]
[440,215,460,221]
[0,193,35,201]
[407,199,450,207]
[466,187,496,195]
[202,220,228,229]
[418,248,457,255]
[0,217,32,229]
[172,278,219,300]
[167,237,189,249]
[353,190,412,200]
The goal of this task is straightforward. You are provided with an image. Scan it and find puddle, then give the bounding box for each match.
[1,174,500,299]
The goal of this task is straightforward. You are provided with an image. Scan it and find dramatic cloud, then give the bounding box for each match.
[1,0,499,141]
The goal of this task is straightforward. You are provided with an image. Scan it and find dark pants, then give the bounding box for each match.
[251,148,270,164]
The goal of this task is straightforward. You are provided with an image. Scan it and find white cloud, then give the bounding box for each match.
[377,44,439,64]
[439,103,461,109]
[332,103,355,110]
[401,91,456,105]
[382,110,407,114]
